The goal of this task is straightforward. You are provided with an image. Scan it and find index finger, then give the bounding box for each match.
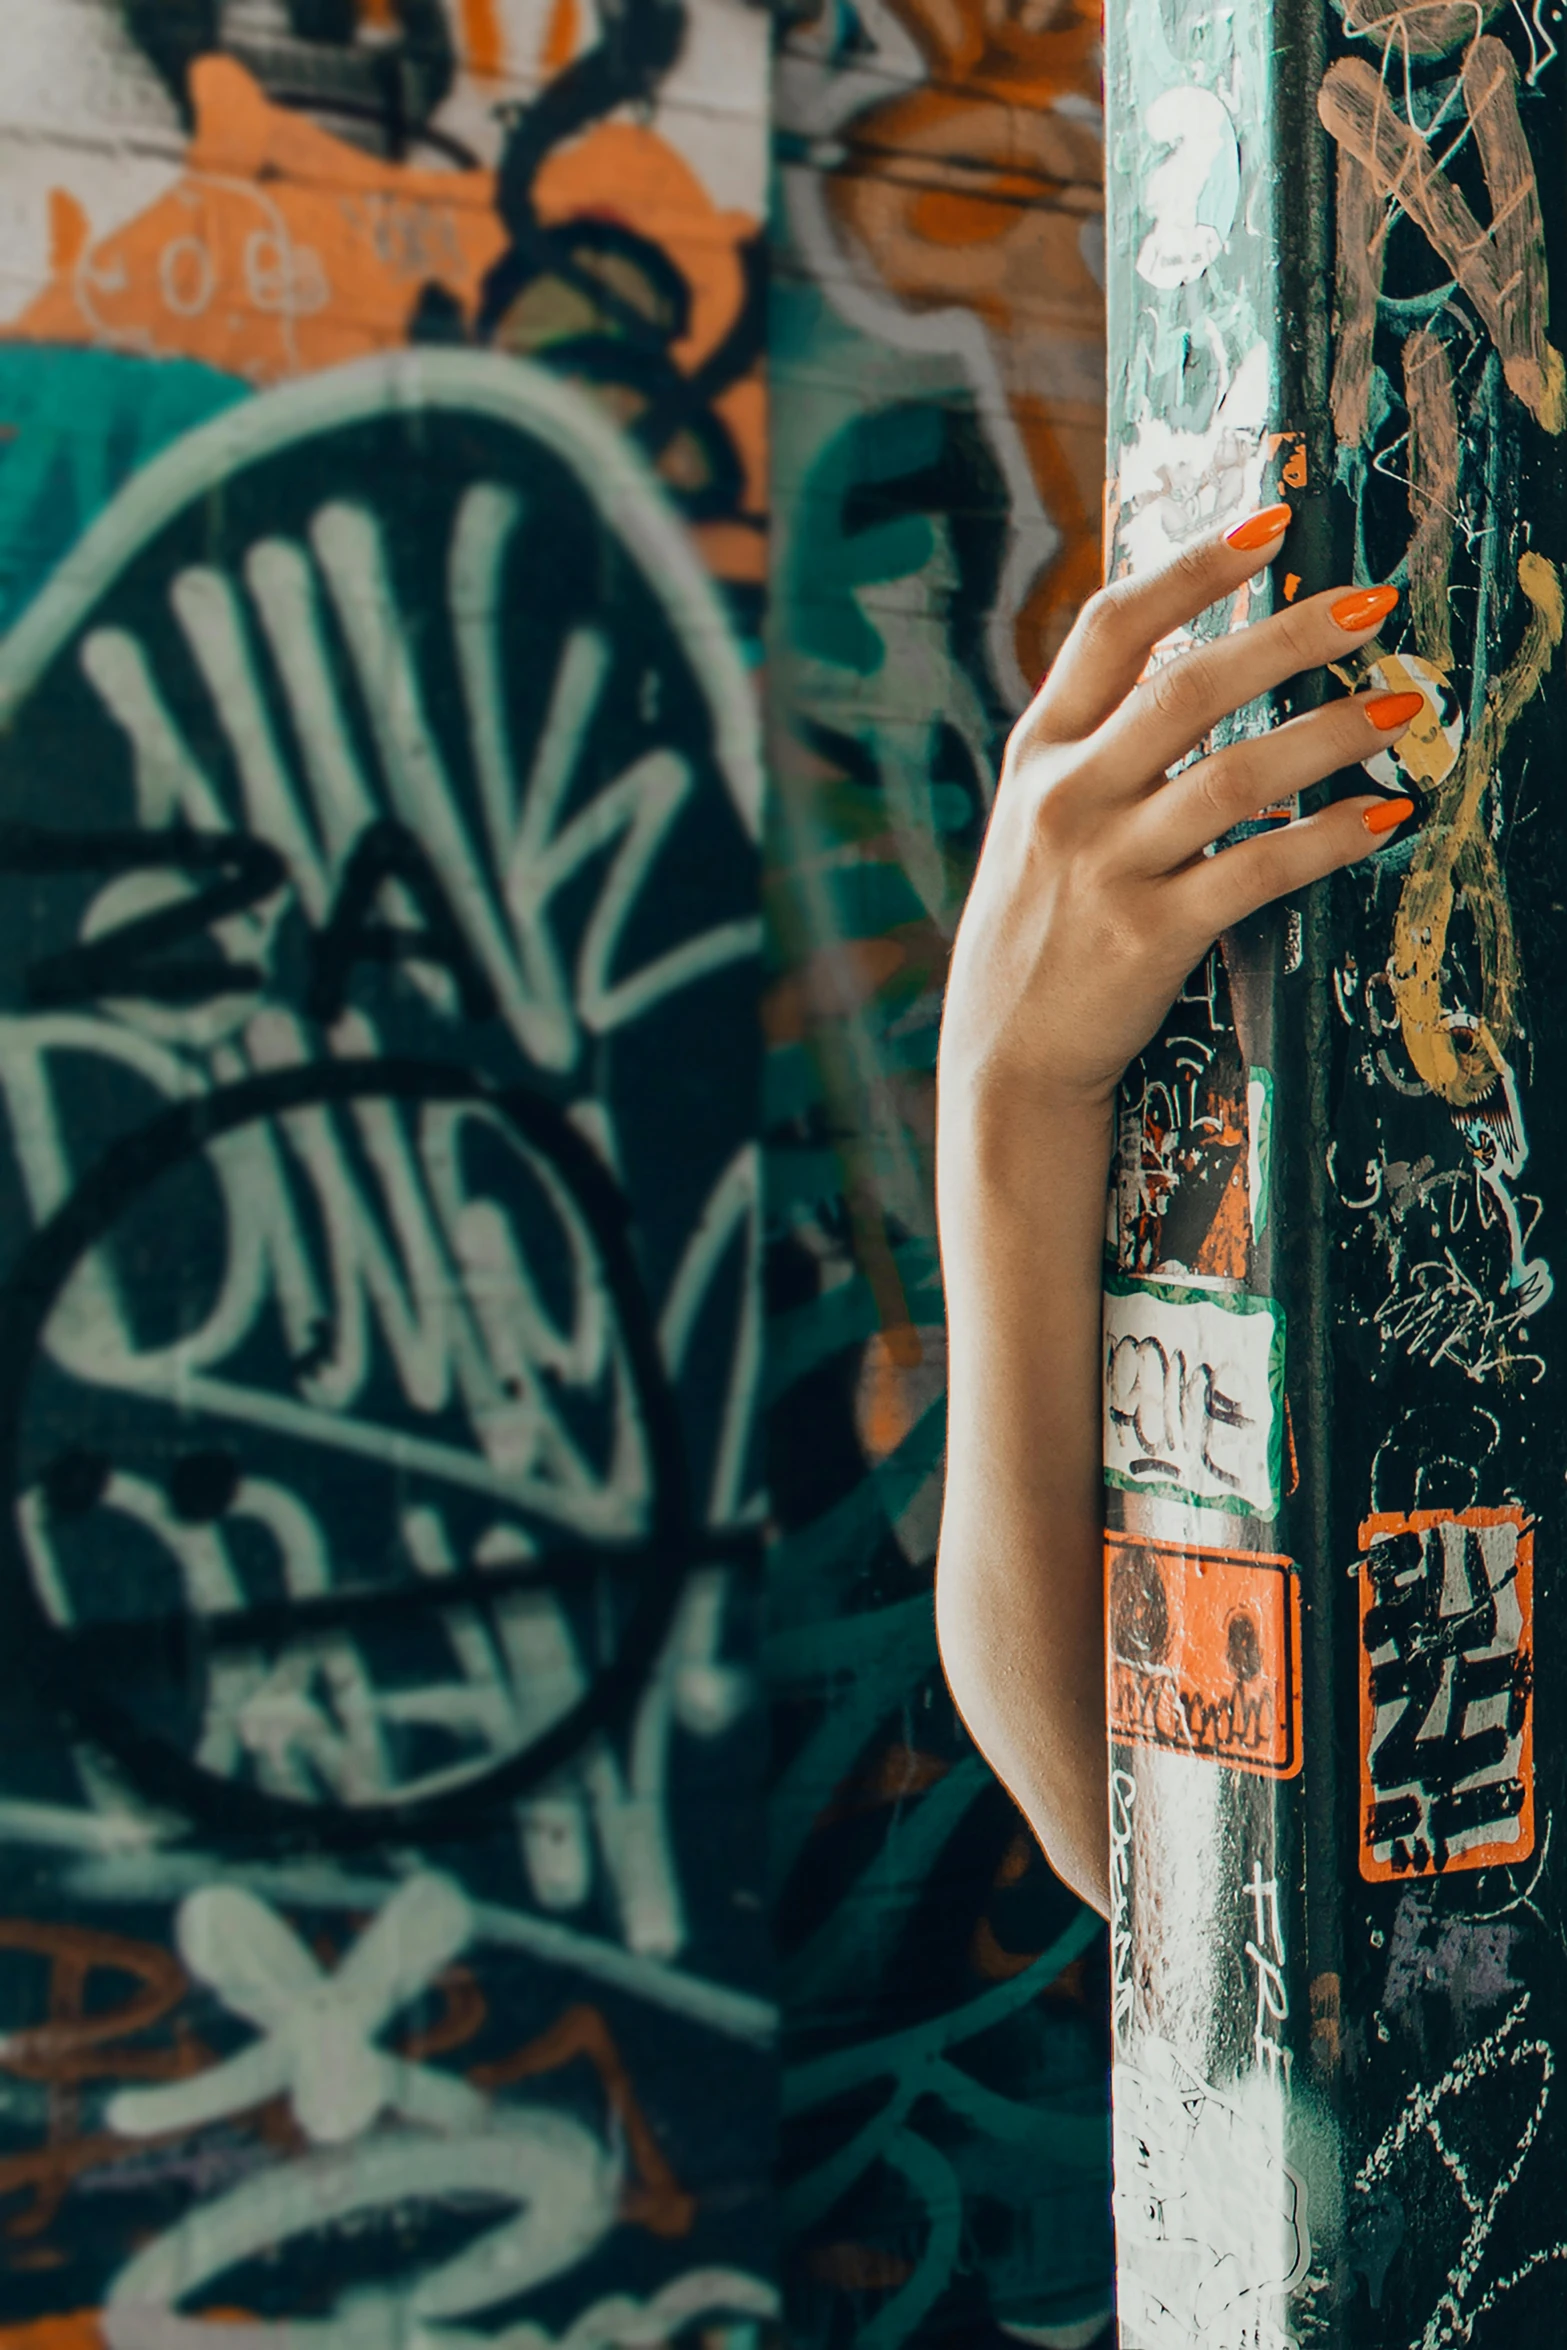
[1016,504,1293,752]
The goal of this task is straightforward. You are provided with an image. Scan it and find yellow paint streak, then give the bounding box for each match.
[1390,551,1563,1106]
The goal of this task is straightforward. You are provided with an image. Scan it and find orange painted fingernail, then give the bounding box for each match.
[1224,503,1293,551]
[1365,690,1426,731]
[1331,584,1399,631]
[1363,796,1415,836]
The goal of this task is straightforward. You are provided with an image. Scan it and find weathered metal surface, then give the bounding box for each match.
[1105,0,1567,2339]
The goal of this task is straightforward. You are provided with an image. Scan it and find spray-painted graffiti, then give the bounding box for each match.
[1317,6,1567,2328]
[1105,0,1567,2331]
[1321,4,1562,1379]
[0,0,1114,2337]
[769,0,1113,2338]
[0,1,775,2339]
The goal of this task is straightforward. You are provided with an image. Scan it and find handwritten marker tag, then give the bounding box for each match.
[1104,1275,1283,1519]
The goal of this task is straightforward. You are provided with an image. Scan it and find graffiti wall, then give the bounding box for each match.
[0,3,776,2343]
[0,1,1118,2342]
[767,0,1113,2342]
[1104,0,1567,2340]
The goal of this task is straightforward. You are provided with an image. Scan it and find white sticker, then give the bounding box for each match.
[1104,1279,1282,1519]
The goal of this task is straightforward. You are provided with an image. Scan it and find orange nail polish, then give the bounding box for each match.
[1363,796,1415,836]
[1332,584,1399,631]
[1365,690,1426,731]
[1224,503,1293,551]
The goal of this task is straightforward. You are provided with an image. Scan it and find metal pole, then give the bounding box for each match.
[1104,0,1565,2339]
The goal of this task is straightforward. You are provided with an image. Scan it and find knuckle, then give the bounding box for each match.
[1188,746,1245,831]
[1000,707,1037,781]
[1305,697,1376,771]
[1169,535,1220,597]
[1271,604,1318,668]
[1028,767,1084,854]
[1074,581,1134,656]
[1147,651,1212,728]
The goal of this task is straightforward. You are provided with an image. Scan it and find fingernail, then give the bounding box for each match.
[1224,503,1293,551]
[1363,795,1415,836]
[1332,584,1399,631]
[1365,690,1426,732]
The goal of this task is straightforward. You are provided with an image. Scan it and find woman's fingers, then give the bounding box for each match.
[1090,577,1401,794]
[1175,786,1405,940]
[1017,505,1293,751]
[1127,688,1427,873]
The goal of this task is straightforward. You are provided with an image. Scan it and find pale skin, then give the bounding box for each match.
[934,503,1423,1918]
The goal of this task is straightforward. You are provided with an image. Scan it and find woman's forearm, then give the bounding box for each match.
[932,506,1417,1927]
[935,1083,1116,1916]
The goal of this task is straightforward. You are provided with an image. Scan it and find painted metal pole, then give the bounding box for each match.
[1104,0,1566,2341]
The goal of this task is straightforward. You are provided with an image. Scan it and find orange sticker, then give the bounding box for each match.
[1359,1509,1534,1882]
[1106,1534,1302,1778]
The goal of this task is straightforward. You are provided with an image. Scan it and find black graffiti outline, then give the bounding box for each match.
[2,826,289,1011]
[0,1057,701,1851]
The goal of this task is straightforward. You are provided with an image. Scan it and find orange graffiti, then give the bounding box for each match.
[0,1921,210,2240]
[966,1827,1096,1985]
[533,125,750,374]
[825,0,1105,682]
[541,0,582,76]
[817,1744,951,1828]
[520,124,766,517]
[11,57,505,383]
[1320,39,1565,433]
[0,2317,250,2350]
[0,1911,691,2277]
[1403,327,1458,669]
[475,2004,696,2237]
[857,1322,932,1450]
[461,0,507,75]
[0,2321,102,2350]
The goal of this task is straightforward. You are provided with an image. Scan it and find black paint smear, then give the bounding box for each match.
[2,827,288,1010]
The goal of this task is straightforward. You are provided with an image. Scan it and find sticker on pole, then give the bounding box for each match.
[1107,1533,1302,1778]
[1359,1508,1535,1881]
[1103,1276,1283,1518]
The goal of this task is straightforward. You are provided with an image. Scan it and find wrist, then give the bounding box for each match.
[940,1054,1118,1175]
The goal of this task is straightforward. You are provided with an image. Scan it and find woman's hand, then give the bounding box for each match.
[940,502,1421,1125]
[933,502,1425,1912]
